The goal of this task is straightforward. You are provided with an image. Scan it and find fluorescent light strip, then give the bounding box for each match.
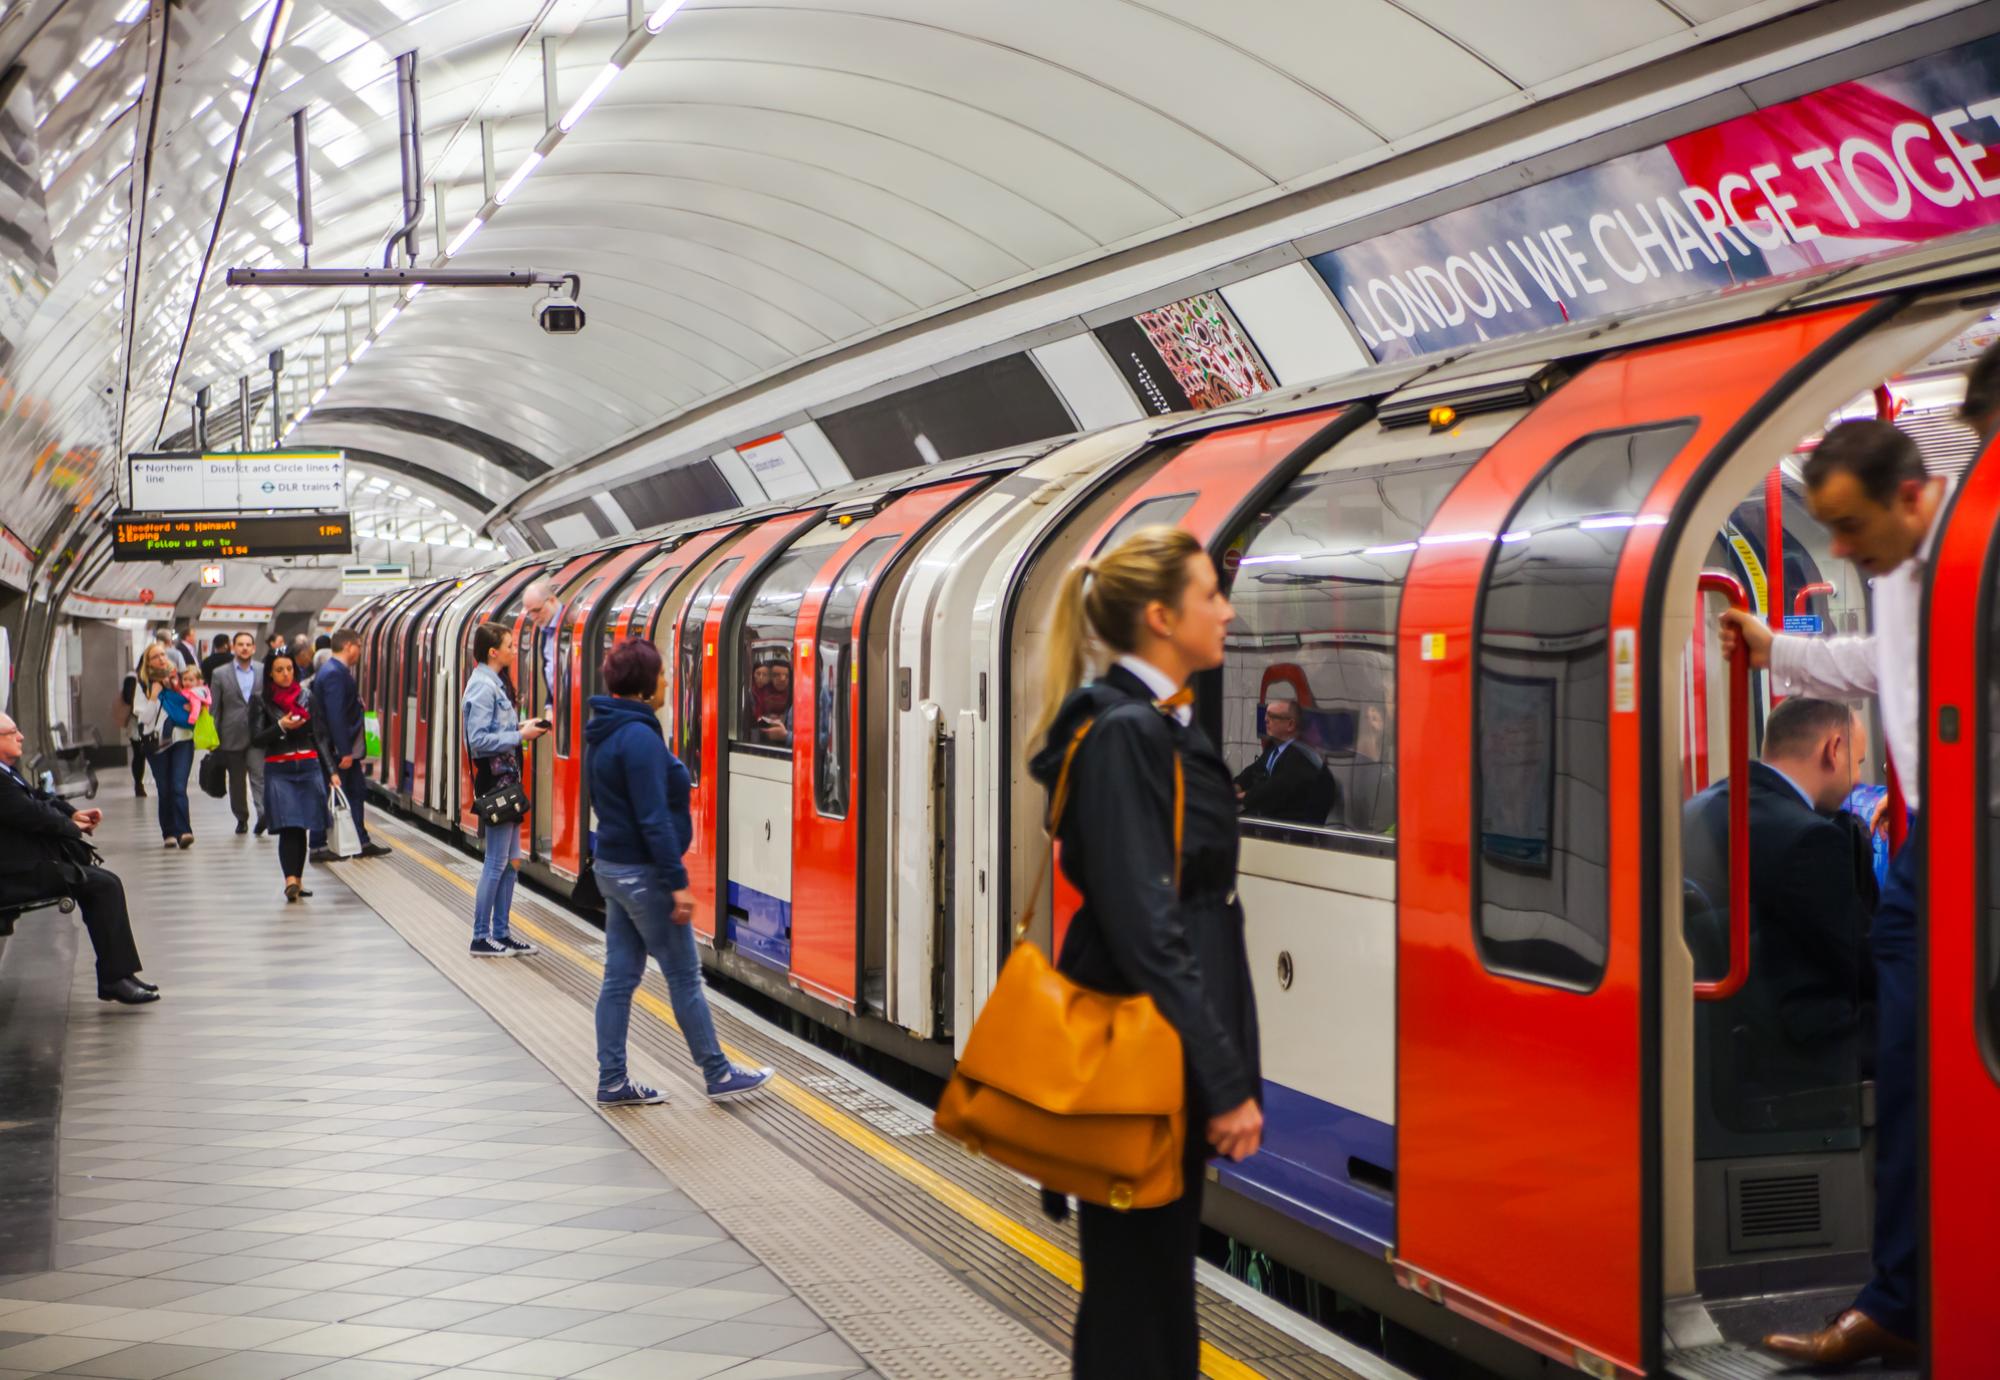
[647,0,687,32]
[494,150,541,204]
[558,61,621,132]
[350,336,372,360]
[445,214,484,256]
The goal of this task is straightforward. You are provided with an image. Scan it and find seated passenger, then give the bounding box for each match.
[1683,697,1874,1126]
[751,660,793,747]
[0,713,158,1004]
[1233,699,1336,826]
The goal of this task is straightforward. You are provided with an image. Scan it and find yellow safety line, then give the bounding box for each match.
[390,839,1265,1380]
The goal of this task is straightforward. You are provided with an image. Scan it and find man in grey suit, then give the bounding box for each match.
[210,631,266,836]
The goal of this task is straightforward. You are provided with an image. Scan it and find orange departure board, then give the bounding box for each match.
[111,513,352,562]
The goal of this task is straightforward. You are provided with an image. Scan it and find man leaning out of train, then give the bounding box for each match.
[1030,524,1263,1380]
[584,637,771,1107]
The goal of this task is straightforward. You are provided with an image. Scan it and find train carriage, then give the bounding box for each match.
[345,235,2000,1379]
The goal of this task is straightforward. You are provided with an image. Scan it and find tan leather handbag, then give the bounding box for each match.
[934,716,1187,1210]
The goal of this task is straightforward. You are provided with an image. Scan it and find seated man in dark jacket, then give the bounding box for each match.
[0,713,157,1004]
[1684,696,1873,1135]
[1233,699,1337,826]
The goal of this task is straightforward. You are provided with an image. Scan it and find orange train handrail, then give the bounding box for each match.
[1697,570,1752,1002]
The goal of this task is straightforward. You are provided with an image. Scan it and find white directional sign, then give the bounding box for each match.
[129,451,346,513]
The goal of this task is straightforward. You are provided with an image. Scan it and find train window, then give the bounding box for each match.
[634,562,685,641]
[675,558,739,785]
[1220,455,1474,844]
[733,546,827,752]
[1473,422,1696,990]
[814,536,899,819]
[1097,492,1197,555]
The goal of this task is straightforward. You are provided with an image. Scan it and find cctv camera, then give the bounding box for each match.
[536,298,585,335]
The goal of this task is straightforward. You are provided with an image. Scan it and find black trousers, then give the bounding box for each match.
[128,743,146,791]
[14,863,142,984]
[1073,1138,1207,1380]
[217,747,263,826]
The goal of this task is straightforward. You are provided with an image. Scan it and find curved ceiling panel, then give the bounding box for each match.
[0,0,1818,581]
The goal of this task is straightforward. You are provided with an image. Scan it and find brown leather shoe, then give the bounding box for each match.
[1763,1308,1916,1366]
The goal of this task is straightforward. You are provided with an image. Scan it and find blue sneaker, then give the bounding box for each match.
[468,938,508,957]
[705,1065,772,1102]
[597,1079,666,1106]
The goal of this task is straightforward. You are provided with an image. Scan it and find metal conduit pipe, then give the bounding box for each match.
[381,51,424,268]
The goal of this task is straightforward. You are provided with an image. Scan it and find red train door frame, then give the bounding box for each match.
[515,551,613,857]
[687,513,818,944]
[1395,304,1874,1380]
[791,479,983,1011]
[547,544,657,880]
[1921,429,2000,1375]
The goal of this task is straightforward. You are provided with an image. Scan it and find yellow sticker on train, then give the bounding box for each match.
[1420,633,1447,661]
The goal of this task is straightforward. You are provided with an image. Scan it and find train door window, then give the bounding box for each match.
[640,564,688,641]
[555,624,575,755]
[676,558,739,785]
[1096,492,1197,555]
[733,546,829,752]
[1474,422,1695,990]
[1220,455,1475,844]
[814,536,899,818]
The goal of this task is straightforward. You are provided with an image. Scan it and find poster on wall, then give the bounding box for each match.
[1095,291,1277,414]
[1313,33,2000,361]
[735,434,818,499]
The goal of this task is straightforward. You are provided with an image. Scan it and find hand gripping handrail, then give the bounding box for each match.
[1696,571,1752,1002]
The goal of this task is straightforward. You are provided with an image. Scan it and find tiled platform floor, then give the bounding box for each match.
[0,787,875,1380]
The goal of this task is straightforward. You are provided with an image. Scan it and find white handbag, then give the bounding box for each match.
[328,782,362,858]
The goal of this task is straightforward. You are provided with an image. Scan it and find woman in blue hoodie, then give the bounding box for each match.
[586,637,771,1106]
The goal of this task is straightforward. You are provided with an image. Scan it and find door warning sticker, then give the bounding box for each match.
[1420,633,1447,662]
[1613,627,1637,712]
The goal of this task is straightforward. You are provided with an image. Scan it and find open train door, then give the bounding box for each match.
[1395,304,1883,1379]
[1921,427,2000,1376]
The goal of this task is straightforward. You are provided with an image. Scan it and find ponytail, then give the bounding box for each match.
[1030,524,1204,744]
[1033,562,1093,745]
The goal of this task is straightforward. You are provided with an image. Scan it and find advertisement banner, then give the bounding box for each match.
[1096,290,1277,414]
[1313,35,2000,361]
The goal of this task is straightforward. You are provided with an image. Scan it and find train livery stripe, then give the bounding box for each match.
[388,840,1269,1380]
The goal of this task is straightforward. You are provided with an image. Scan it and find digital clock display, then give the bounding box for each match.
[110,513,353,562]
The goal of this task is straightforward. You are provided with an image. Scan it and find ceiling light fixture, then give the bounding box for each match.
[493,150,541,204]
[558,62,620,132]
[647,0,687,32]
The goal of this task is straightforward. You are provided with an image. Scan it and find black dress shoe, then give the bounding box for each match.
[236,821,249,835]
[254,819,267,836]
[309,847,337,863]
[98,977,159,1005]
[358,842,393,858]
[131,977,158,993]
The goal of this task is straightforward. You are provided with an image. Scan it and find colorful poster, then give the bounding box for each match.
[1314,35,2000,361]
[1096,291,1276,414]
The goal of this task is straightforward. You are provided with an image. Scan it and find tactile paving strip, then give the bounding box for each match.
[1665,1345,1793,1379]
[351,815,1385,1380]
[330,845,1067,1380]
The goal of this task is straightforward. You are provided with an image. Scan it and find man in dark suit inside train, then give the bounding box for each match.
[1233,698,1337,827]
[1682,696,1875,1132]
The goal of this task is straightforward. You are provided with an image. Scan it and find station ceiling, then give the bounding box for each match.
[0,0,1822,600]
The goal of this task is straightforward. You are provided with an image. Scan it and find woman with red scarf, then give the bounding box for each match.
[251,652,331,902]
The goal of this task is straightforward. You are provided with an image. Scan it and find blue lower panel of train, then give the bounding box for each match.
[1215,1081,1394,1254]
[726,882,790,971]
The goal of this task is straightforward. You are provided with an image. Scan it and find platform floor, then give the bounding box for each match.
[0,785,1380,1380]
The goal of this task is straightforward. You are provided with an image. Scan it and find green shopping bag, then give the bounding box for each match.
[363,710,382,760]
[192,709,220,752]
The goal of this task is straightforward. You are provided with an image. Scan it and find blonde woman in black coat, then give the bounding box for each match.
[1027,524,1263,1380]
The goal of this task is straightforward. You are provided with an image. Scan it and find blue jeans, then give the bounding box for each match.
[593,859,730,1088]
[1855,813,1921,1339]
[146,739,193,838]
[473,822,521,942]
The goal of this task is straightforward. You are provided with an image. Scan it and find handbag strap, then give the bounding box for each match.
[1014,710,1184,943]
